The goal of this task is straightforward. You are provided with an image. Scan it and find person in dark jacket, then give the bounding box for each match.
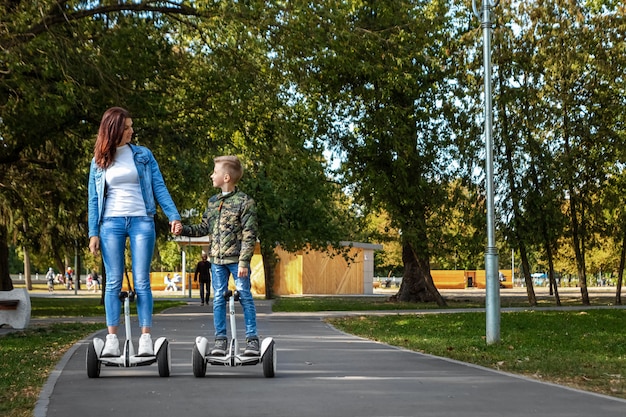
[194,252,211,306]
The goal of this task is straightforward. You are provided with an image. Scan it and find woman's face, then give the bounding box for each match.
[120,117,133,146]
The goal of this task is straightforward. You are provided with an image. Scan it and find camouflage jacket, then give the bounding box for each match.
[182,188,258,268]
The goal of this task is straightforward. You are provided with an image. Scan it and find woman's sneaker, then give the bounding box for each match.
[102,334,120,357]
[137,333,154,356]
[243,337,260,356]
[210,337,228,356]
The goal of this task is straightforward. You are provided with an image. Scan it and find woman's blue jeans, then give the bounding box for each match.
[100,216,155,328]
[211,263,257,338]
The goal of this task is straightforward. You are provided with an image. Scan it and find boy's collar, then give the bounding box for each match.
[218,187,238,198]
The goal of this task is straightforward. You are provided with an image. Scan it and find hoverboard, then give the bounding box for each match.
[192,290,275,378]
[86,273,170,378]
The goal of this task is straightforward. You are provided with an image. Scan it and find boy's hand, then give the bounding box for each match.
[170,220,183,235]
[238,266,249,278]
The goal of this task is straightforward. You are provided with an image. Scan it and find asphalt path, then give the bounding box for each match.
[34,298,626,417]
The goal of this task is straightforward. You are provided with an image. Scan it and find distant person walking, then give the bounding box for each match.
[46,268,55,292]
[65,267,74,290]
[194,252,211,306]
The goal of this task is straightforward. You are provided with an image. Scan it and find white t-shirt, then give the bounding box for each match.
[104,145,147,217]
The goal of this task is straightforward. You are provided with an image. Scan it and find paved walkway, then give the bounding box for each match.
[31,296,626,417]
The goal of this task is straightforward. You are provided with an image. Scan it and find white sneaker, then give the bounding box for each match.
[102,334,120,357]
[137,333,154,356]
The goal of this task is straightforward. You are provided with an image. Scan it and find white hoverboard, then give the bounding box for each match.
[86,286,170,378]
[192,290,276,378]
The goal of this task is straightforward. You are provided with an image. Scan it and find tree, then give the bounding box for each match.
[531,0,623,305]
[0,1,206,290]
[169,3,361,297]
[274,0,474,304]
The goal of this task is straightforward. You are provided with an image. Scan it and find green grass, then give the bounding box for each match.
[0,298,186,417]
[272,296,436,311]
[271,292,619,311]
[0,322,104,417]
[30,296,184,318]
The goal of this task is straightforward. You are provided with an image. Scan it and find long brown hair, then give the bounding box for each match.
[94,107,130,169]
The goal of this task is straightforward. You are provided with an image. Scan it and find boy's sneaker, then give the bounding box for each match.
[243,337,260,356]
[137,333,154,356]
[210,337,228,356]
[102,334,120,357]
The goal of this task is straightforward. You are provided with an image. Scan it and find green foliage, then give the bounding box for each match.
[3,0,626,301]
[156,240,189,272]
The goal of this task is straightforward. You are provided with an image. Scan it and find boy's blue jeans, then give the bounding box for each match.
[100,216,155,329]
[211,263,257,338]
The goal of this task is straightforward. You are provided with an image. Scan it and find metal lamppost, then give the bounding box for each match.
[473,0,500,344]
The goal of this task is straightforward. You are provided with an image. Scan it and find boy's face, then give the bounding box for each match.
[211,162,229,188]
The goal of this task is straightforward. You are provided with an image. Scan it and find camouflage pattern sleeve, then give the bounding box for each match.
[238,196,258,269]
[181,204,213,238]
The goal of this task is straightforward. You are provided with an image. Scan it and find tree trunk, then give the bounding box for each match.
[391,241,446,306]
[519,244,537,306]
[74,242,81,291]
[260,244,277,300]
[616,230,625,305]
[23,246,32,290]
[569,194,590,305]
[545,243,561,306]
[563,119,590,305]
[0,225,14,291]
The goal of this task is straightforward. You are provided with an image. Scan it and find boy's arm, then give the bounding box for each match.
[181,207,212,237]
[238,198,258,269]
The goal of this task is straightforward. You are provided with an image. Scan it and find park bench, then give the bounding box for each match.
[0,288,31,330]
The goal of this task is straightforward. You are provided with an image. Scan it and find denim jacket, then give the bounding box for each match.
[88,144,181,238]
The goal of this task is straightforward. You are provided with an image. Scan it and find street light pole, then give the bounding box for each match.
[473,0,500,344]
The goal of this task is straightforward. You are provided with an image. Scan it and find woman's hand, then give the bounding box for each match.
[89,236,100,256]
[170,220,182,235]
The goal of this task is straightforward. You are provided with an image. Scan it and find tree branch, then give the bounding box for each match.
[7,1,205,47]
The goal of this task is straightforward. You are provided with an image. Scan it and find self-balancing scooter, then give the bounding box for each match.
[86,272,171,378]
[192,290,276,378]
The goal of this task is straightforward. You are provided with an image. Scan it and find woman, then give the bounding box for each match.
[88,107,182,357]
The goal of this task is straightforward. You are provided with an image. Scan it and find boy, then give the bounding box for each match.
[176,156,259,356]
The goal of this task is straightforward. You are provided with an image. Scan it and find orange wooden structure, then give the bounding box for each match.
[174,238,381,296]
[430,269,513,289]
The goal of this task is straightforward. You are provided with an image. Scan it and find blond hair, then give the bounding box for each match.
[214,155,243,183]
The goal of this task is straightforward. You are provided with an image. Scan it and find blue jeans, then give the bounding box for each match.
[211,263,257,338]
[100,216,156,328]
